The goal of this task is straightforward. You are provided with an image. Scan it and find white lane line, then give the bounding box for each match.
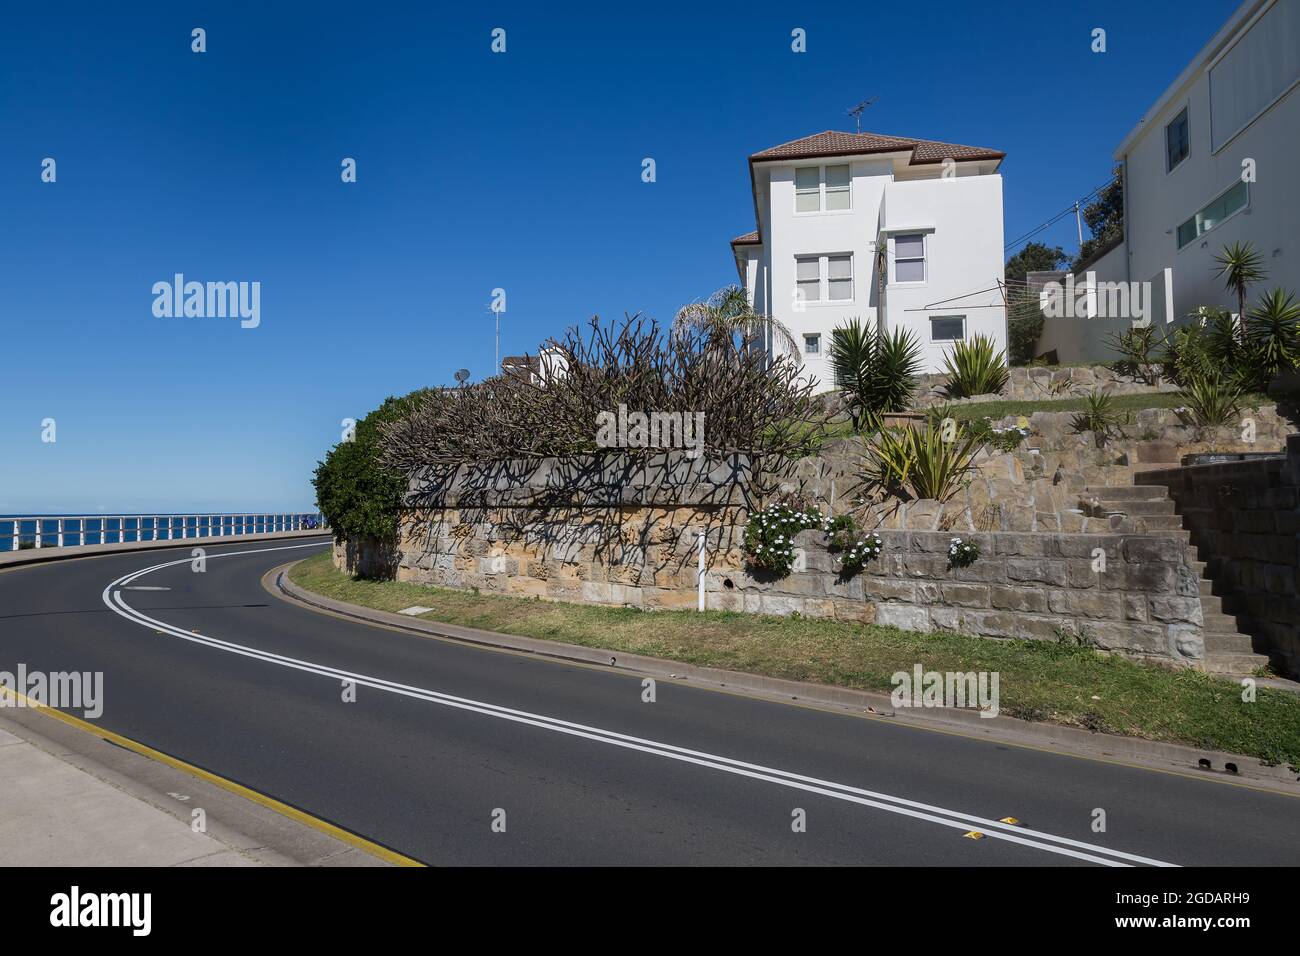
[123,586,170,591]
[102,543,1178,868]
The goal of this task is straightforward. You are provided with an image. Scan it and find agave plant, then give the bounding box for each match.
[1245,288,1300,381]
[1214,241,1267,321]
[1176,371,1245,428]
[940,334,1009,398]
[830,321,922,427]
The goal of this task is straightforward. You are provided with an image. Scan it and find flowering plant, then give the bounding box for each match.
[948,536,980,569]
[742,500,825,575]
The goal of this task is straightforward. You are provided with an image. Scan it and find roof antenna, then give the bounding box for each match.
[846,97,878,134]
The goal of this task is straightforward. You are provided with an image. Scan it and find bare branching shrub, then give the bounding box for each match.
[380,315,826,476]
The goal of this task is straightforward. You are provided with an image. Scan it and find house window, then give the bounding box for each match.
[894,234,926,283]
[1176,180,1249,249]
[794,254,854,304]
[828,255,853,300]
[804,334,821,355]
[1166,107,1189,171]
[794,164,852,213]
[824,164,850,210]
[930,315,965,342]
[796,256,821,302]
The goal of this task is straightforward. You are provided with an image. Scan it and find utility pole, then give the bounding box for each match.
[1074,200,1084,252]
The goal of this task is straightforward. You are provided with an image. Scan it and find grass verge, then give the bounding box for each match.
[289,550,1300,770]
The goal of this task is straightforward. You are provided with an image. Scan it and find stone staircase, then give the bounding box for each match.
[1077,442,1275,676]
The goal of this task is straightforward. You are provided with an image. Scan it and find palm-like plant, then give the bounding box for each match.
[830,321,921,428]
[1214,241,1267,320]
[941,334,1009,398]
[861,416,981,502]
[1245,288,1300,381]
[673,285,799,356]
[1176,371,1245,428]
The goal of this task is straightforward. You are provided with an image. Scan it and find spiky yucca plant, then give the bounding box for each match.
[1177,372,1245,428]
[1246,288,1300,381]
[861,416,981,502]
[940,334,1009,398]
[830,321,922,428]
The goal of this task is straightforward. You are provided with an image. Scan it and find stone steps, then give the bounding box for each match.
[1078,467,1274,677]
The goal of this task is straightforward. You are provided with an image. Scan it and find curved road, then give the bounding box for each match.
[1,537,1297,865]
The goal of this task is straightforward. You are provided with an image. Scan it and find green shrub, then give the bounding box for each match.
[941,334,1009,398]
[1175,372,1244,428]
[1105,324,1161,385]
[947,536,980,569]
[830,321,922,427]
[1007,313,1044,366]
[965,418,1029,452]
[1069,390,1128,447]
[742,501,826,576]
[862,418,982,501]
[1245,288,1300,383]
[312,389,434,543]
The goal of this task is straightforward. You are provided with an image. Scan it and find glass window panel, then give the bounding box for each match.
[824,165,850,188]
[796,257,820,280]
[895,258,925,283]
[931,316,965,341]
[825,187,850,211]
[804,334,820,354]
[796,191,820,212]
[828,255,852,279]
[829,279,852,301]
[895,234,925,258]
[795,167,820,191]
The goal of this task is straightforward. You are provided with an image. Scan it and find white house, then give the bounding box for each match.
[730,130,1008,382]
[1040,0,1300,363]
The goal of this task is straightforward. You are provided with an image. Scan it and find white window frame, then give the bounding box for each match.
[929,315,966,342]
[892,234,927,285]
[804,333,821,355]
[1176,180,1250,251]
[793,253,854,305]
[1165,105,1190,173]
[793,163,853,215]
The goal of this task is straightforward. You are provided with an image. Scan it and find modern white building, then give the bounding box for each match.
[730,130,1008,382]
[1040,0,1300,363]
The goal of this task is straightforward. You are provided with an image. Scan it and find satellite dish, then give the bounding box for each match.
[454,369,470,384]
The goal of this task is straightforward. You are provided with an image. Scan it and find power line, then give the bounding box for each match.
[1004,178,1116,252]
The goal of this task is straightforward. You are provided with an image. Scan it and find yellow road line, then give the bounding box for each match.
[0,685,423,867]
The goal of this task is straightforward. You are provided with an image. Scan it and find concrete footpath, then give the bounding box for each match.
[0,705,392,867]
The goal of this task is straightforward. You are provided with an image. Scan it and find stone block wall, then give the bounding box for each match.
[707,530,1205,665]
[333,448,1209,666]
[1139,437,1300,674]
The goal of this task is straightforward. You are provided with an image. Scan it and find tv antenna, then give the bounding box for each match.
[846,97,878,134]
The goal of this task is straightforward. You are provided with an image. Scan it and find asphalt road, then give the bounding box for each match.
[1,537,1297,866]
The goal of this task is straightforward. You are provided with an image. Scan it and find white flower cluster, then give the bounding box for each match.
[989,425,1031,438]
[749,501,824,566]
[845,532,883,563]
[948,536,980,565]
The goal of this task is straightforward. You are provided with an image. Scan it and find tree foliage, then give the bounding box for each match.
[312,390,433,541]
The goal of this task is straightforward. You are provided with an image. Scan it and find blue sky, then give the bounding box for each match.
[0,0,1237,513]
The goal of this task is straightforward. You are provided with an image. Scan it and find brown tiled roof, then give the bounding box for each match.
[750,130,1004,165]
[730,231,761,246]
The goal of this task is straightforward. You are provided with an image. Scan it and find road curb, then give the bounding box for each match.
[275,564,1300,794]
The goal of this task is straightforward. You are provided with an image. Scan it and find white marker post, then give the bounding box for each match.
[697,530,706,612]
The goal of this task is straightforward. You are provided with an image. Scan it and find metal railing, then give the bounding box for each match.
[0,513,327,552]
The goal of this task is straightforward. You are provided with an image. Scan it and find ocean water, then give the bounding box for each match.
[0,513,324,552]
